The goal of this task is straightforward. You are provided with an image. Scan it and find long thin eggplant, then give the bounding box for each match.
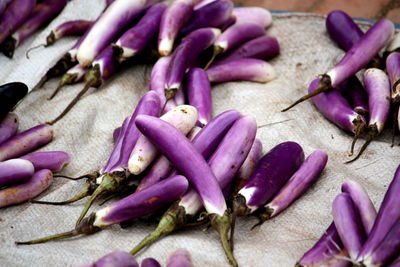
[0,112,18,145]
[149,56,171,107]
[0,159,34,187]
[339,76,369,115]
[45,20,93,46]
[283,19,395,111]
[232,7,272,28]
[20,151,70,172]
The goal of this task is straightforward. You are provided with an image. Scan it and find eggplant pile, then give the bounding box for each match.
[297,165,400,267]
[283,10,400,163]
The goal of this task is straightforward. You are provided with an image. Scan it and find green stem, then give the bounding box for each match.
[15,230,80,245]
[31,183,93,205]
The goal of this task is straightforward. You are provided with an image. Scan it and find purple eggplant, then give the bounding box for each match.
[296,223,350,267]
[357,164,400,262]
[180,0,233,36]
[0,169,53,208]
[77,0,158,67]
[0,112,18,145]
[390,256,400,267]
[186,68,212,125]
[45,20,93,46]
[166,249,193,267]
[141,258,161,267]
[113,126,122,143]
[341,181,377,235]
[165,27,220,99]
[158,0,197,56]
[232,7,272,28]
[234,142,304,216]
[150,56,171,107]
[0,0,12,17]
[16,175,188,243]
[332,193,366,260]
[347,68,391,162]
[114,3,167,62]
[48,64,88,100]
[0,124,53,162]
[0,0,36,46]
[206,58,276,83]
[387,52,400,104]
[80,251,138,267]
[20,151,70,172]
[283,19,395,111]
[213,35,280,66]
[0,159,34,187]
[1,0,68,58]
[339,76,369,115]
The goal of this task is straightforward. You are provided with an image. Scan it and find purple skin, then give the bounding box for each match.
[106,0,116,6]
[341,181,377,235]
[332,193,366,260]
[173,87,185,106]
[0,124,53,162]
[141,258,161,267]
[283,19,395,111]
[16,175,188,244]
[219,15,236,31]
[0,169,53,208]
[150,56,171,107]
[386,52,400,104]
[187,68,212,125]
[339,76,369,115]
[115,3,167,62]
[389,256,400,267]
[206,58,276,83]
[0,159,34,187]
[213,36,280,66]
[0,0,12,17]
[232,7,273,28]
[76,0,159,67]
[236,141,304,215]
[357,164,400,262]
[166,249,193,267]
[113,126,121,143]
[46,20,93,46]
[296,223,350,267]
[158,0,196,56]
[2,0,68,58]
[0,112,18,145]
[262,150,328,220]
[20,151,71,172]
[0,0,36,45]
[82,251,139,267]
[309,78,366,136]
[362,218,400,266]
[179,0,233,36]
[165,27,220,99]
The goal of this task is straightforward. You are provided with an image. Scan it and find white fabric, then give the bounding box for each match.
[0,3,399,266]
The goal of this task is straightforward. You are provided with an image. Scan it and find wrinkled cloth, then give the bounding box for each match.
[0,2,399,266]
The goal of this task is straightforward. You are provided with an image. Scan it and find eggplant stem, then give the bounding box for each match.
[204,46,222,70]
[48,73,78,100]
[165,88,177,101]
[15,230,80,245]
[281,74,332,112]
[345,131,376,164]
[350,117,366,156]
[53,171,100,181]
[31,183,92,206]
[26,44,45,59]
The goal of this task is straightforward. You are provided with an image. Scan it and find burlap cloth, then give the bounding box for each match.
[0,1,399,266]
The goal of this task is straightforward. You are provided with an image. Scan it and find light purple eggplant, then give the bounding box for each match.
[158,0,197,56]
[332,193,366,260]
[187,68,212,125]
[387,52,400,104]
[232,7,272,28]
[166,249,193,267]
[179,0,233,36]
[213,35,280,66]
[49,45,120,124]
[141,258,161,267]
[131,115,256,267]
[0,112,18,145]
[1,0,68,58]
[128,105,198,175]
[283,19,395,111]
[234,142,304,216]
[347,68,391,162]
[0,0,36,46]
[357,164,400,262]
[296,223,350,267]
[20,151,70,172]
[113,126,121,143]
[45,20,93,46]
[0,0,12,17]
[77,0,158,67]
[49,64,88,100]
[150,56,171,107]
[0,159,34,187]
[173,87,185,106]
[206,58,276,83]
[0,169,53,208]
[339,76,369,115]
[80,251,138,267]
[0,124,53,162]
[361,218,400,266]
[261,150,328,220]
[341,181,377,235]
[114,3,167,62]
[165,27,220,99]
[16,175,188,243]
[233,138,262,193]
